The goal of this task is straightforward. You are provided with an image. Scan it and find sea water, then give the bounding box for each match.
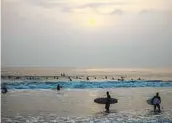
[1,80,172,123]
[2,80,172,89]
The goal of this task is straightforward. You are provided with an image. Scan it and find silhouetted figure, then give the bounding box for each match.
[138,78,141,80]
[121,76,124,81]
[54,76,58,79]
[16,76,20,79]
[68,76,72,81]
[112,77,114,80]
[152,92,161,112]
[86,76,89,80]
[1,83,8,93]
[105,91,111,113]
[57,84,61,91]
[95,77,96,79]
[105,76,107,79]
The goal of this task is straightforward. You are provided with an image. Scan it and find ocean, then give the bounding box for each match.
[1,67,172,123]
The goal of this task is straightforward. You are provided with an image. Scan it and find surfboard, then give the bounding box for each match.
[147,98,153,105]
[94,97,118,104]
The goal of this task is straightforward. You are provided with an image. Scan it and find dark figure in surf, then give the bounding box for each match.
[1,83,8,93]
[68,76,72,81]
[152,92,161,112]
[57,84,61,91]
[86,76,89,80]
[105,91,111,113]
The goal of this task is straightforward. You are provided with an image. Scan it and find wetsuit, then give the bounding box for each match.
[152,95,161,112]
[105,94,111,113]
[57,85,60,91]
[2,87,8,93]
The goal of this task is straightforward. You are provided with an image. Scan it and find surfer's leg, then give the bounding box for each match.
[105,104,108,112]
[106,104,110,113]
[105,104,107,112]
[157,104,161,112]
[154,105,156,112]
[105,108,109,113]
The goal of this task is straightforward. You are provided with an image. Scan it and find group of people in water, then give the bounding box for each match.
[104,91,161,113]
[1,83,162,113]
[55,84,162,113]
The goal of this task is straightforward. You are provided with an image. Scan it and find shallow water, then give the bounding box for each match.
[2,88,172,123]
[2,110,172,123]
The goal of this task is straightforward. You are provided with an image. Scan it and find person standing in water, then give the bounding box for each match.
[1,83,8,93]
[152,92,161,112]
[105,91,111,113]
[57,84,60,91]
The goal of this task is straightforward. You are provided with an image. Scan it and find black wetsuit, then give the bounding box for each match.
[2,87,8,93]
[57,85,60,91]
[152,96,161,112]
[105,94,111,113]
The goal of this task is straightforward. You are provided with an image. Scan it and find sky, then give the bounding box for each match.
[1,0,172,68]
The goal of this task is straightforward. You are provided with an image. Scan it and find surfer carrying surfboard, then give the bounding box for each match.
[105,91,111,113]
[151,92,161,112]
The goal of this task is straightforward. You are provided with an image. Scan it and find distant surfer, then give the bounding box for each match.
[1,83,8,93]
[57,84,61,91]
[151,92,161,112]
[105,91,111,113]
[86,76,89,80]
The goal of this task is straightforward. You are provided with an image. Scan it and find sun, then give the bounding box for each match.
[88,18,96,26]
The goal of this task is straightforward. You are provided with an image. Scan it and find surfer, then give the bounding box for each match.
[86,76,89,80]
[57,84,61,91]
[1,83,8,93]
[152,92,161,112]
[105,91,111,113]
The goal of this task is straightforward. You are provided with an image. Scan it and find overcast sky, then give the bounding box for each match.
[2,0,172,68]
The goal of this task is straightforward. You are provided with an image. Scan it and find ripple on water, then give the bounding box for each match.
[3,81,172,89]
[2,110,172,123]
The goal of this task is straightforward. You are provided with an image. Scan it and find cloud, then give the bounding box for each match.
[62,3,124,15]
[109,9,123,15]
[25,0,66,8]
[138,9,157,14]
[5,0,125,15]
